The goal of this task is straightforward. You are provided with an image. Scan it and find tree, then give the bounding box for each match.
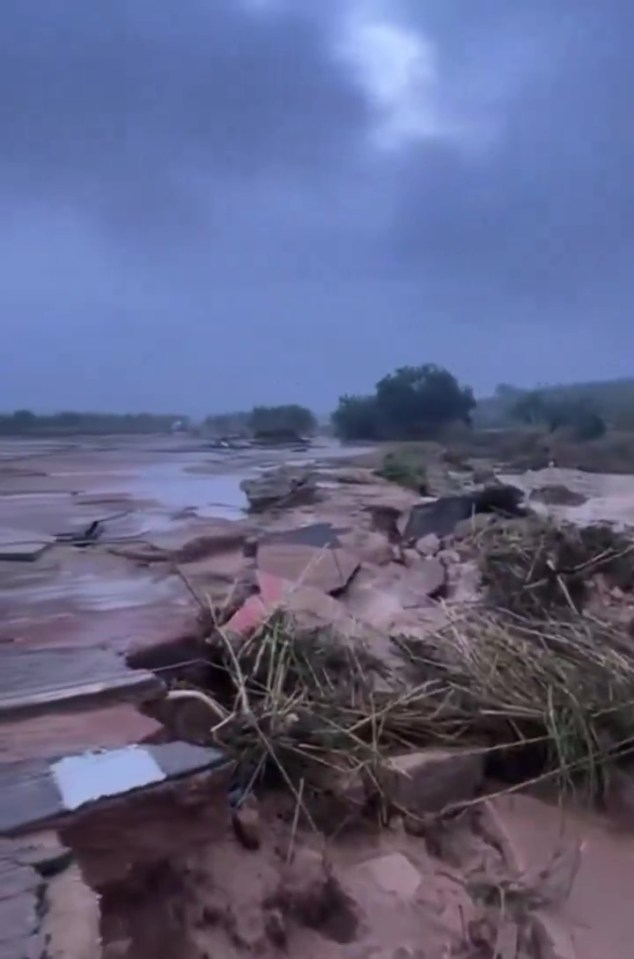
[332,364,475,441]
[375,365,475,438]
[331,395,380,441]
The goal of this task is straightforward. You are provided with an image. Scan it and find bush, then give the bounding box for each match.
[376,452,427,492]
[204,405,316,439]
[249,404,316,437]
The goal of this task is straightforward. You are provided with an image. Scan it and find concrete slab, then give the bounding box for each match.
[261,522,345,549]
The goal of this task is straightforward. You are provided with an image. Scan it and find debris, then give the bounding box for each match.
[417,558,447,598]
[349,853,421,901]
[476,516,634,616]
[380,748,484,816]
[264,908,287,946]
[401,485,525,542]
[415,533,440,557]
[241,466,318,512]
[55,520,102,548]
[256,542,360,595]
[232,799,262,850]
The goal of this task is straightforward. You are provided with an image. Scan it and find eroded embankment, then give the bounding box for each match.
[7,449,634,959]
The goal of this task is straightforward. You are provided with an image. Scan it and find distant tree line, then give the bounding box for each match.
[507,391,606,440]
[204,404,316,438]
[477,378,634,433]
[332,364,476,441]
[0,410,186,436]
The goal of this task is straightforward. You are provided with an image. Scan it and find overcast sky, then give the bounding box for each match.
[0,0,632,414]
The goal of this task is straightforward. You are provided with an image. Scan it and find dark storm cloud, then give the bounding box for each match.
[393,0,634,315]
[0,0,633,413]
[0,0,369,230]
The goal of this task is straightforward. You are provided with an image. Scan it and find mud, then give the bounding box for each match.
[60,784,515,959]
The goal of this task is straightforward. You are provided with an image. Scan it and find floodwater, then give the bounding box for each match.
[0,437,374,538]
[500,465,634,528]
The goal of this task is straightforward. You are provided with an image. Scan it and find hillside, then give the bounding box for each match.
[475,378,634,430]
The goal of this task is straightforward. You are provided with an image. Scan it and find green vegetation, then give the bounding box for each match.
[0,410,185,436]
[332,364,475,441]
[375,451,427,492]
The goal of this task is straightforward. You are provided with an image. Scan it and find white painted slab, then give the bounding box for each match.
[52,745,165,810]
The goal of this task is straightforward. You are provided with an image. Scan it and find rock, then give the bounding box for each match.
[324,767,368,812]
[340,530,394,567]
[403,549,420,567]
[446,560,481,603]
[418,558,447,598]
[225,571,365,639]
[437,548,461,566]
[381,748,484,815]
[232,801,261,850]
[257,542,360,595]
[325,467,379,485]
[415,534,440,557]
[529,484,587,507]
[173,531,247,563]
[241,466,318,512]
[349,853,421,901]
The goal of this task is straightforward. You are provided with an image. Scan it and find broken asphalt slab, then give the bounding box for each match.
[256,540,360,595]
[401,485,525,542]
[0,742,228,835]
[259,522,346,549]
[0,646,162,722]
[0,527,54,562]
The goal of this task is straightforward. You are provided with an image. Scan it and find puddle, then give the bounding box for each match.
[123,464,247,519]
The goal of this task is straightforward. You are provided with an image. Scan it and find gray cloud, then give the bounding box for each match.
[394,1,634,311]
[0,0,633,413]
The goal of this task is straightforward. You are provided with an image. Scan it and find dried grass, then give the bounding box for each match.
[184,590,634,814]
[474,516,634,617]
[394,607,634,796]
